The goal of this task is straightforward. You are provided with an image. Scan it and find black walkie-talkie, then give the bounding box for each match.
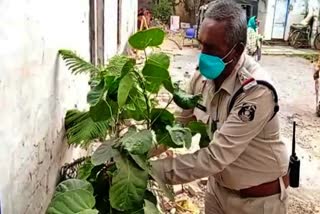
[289,121,300,188]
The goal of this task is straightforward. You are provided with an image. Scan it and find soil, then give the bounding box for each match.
[159,39,320,214]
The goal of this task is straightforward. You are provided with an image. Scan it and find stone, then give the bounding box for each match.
[186,181,202,197]
[173,184,184,195]
[170,208,177,214]
[199,177,208,186]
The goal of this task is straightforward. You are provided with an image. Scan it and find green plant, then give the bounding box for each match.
[151,0,173,24]
[47,28,209,214]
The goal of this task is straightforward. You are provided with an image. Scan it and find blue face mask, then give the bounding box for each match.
[198,45,236,80]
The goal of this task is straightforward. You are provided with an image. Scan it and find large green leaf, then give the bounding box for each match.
[187,121,211,148]
[121,103,146,121]
[121,87,148,121]
[155,130,180,148]
[89,100,112,122]
[120,58,136,77]
[110,155,148,211]
[130,154,148,171]
[173,89,202,110]
[151,108,174,131]
[121,130,154,155]
[163,78,175,93]
[46,189,96,214]
[103,55,134,76]
[118,73,135,108]
[90,99,118,122]
[147,53,170,69]
[65,110,110,147]
[77,160,95,180]
[87,76,115,106]
[144,200,160,214]
[55,179,94,198]
[145,52,174,93]
[87,79,106,106]
[166,125,192,149]
[91,139,118,166]
[151,109,181,148]
[142,63,170,93]
[59,49,99,75]
[128,28,165,50]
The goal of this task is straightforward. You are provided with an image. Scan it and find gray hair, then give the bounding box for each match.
[204,0,247,47]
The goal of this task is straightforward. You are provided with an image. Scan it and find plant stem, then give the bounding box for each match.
[143,90,151,129]
[144,49,148,61]
[142,49,151,128]
[63,156,89,169]
[158,134,169,145]
[150,97,174,127]
[115,111,120,138]
[133,70,151,129]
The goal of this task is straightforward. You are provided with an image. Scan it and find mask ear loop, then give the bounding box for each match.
[222,43,238,65]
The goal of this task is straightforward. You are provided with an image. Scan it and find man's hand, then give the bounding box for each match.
[149,145,173,158]
[175,109,197,126]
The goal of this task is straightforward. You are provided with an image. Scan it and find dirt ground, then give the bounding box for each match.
[161,40,320,214]
[261,56,320,214]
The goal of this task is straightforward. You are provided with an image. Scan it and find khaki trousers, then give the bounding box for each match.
[205,180,288,214]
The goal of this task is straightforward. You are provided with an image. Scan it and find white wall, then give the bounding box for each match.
[258,0,268,36]
[118,0,138,54]
[104,0,138,60]
[263,0,285,40]
[105,0,119,60]
[260,0,309,40]
[0,0,91,213]
[308,0,320,45]
[0,0,138,213]
[284,0,308,40]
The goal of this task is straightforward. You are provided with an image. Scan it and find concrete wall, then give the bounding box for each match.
[105,0,119,60]
[284,0,308,40]
[257,0,268,36]
[0,1,90,213]
[105,0,137,60]
[118,0,138,54]
[259,0,309,40]
[138,0,152,9]
[0,0,137,213]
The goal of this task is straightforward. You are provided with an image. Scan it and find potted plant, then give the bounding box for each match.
[46,28,209,214]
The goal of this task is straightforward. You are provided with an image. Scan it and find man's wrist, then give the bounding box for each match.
[150,159,167,184]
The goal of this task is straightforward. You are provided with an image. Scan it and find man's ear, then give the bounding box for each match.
[234,43,245,58]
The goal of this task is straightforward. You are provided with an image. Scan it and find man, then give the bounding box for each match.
[137,8,149,31]
[151,1,289,213]
[313,57,320,116]
[246,16,263,61]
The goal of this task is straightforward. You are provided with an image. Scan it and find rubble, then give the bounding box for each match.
[151,143,206,213]
[173,185,183,195]
[199,178,208,186]
[185,181,203,197]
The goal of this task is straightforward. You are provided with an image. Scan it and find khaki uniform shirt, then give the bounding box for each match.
[152,54,289,191]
